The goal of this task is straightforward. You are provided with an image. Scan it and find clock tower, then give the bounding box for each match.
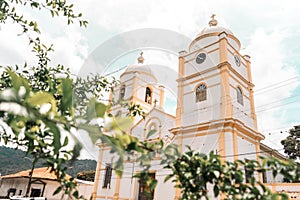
[171,15,264,164]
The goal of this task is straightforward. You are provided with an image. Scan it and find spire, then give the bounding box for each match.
[137,52,144,64]
[209,14,218,27]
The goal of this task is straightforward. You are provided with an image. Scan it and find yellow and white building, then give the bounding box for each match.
[92,16,300,200]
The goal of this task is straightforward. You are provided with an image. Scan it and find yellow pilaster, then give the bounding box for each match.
[132,178,138,200]
[174,189,181,200]
[232,130,238,161]
[159,85,165,107]
[244,55,258,131]
[219,34,233,119]
[113,176,121,200]
[218,130,226,162]
[132,74,138,104]
[92,145,104,200]
[219,64,233,118]
[176,52,185,127]
[219,33,228,63]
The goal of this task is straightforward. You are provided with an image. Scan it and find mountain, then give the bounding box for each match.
[0,146,97,177]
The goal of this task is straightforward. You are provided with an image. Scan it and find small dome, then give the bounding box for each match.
[122,63,157,82]
[121,52,157,81]
[125,64,153,75]
[197,26,233,37]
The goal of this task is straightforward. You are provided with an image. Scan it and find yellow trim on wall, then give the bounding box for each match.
[176,55,184,127]
[170,118,264,141]
[132,76,138,101]
[92,147,104,200]
[218,130,226,162]
[219,63,233,118]
[159,86,165,107]
[233,130,238,161]
[113,176,121,199]
[178,66,219,81]
[182,72,220,87]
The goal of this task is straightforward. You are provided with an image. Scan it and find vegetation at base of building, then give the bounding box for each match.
[76,170,96,182]
[0,1,299,200]
[164,148,300,200]
[0,146,97,177]
[281,125,300,160]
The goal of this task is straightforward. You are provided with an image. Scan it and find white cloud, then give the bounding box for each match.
[3,0,300,154]
[0,23,36,67]
[247,28,299,148]
[46,26,89,74]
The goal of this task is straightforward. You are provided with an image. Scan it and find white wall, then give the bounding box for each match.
[0,178,80,200]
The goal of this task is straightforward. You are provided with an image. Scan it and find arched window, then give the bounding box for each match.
[196,84,207,102]
[119,85,125,100]
[237,87,243,105]
[148,122,157,132]
[116,111,122,117]
[145,87,152,104]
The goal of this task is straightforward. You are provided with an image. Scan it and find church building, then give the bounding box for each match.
[92,16,299,200]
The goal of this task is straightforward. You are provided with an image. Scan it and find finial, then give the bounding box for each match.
[137,52,144,64]
[153,99,158,107]
[209,14,218,27]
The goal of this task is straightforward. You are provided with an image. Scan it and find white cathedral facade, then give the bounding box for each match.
[91,16,298,200]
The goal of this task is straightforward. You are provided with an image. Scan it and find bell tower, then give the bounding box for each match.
[172,15,264,163]
[109,52,165,122]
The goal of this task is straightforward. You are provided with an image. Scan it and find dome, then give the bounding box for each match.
[189,14,240,51]
[125,64,153,75]
[121,52,157,82]
[197,26,233,37]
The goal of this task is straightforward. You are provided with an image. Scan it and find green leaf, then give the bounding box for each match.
[71,142,82,162]
[109,117,133,132]
[72,190,79,198]
[213,185,219,197]
[44,120,61,154]
[86,98,107,120]
[114,157,124,177]
[78,124,102,144]
[7,69,30,98]
[60,78,73,114]
[164,174,173,182]
[149,179,158,190]
[27,92,55,107]
[146,129,157,139]
[53,186,62,195]
[95,102,106,118]
[62,136,68,147]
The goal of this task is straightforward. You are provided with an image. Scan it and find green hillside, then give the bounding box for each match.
[0,146,97,177]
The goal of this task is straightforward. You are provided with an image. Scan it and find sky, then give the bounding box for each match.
[1,0,300,159]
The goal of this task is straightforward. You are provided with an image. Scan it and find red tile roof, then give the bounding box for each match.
[0,167,71,181]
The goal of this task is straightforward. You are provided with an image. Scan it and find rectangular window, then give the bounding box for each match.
[262,170,267,183]
[103,164,112,188]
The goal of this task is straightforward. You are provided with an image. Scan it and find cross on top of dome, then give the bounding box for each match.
[209,14,218,27]
[137,52,144,64]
